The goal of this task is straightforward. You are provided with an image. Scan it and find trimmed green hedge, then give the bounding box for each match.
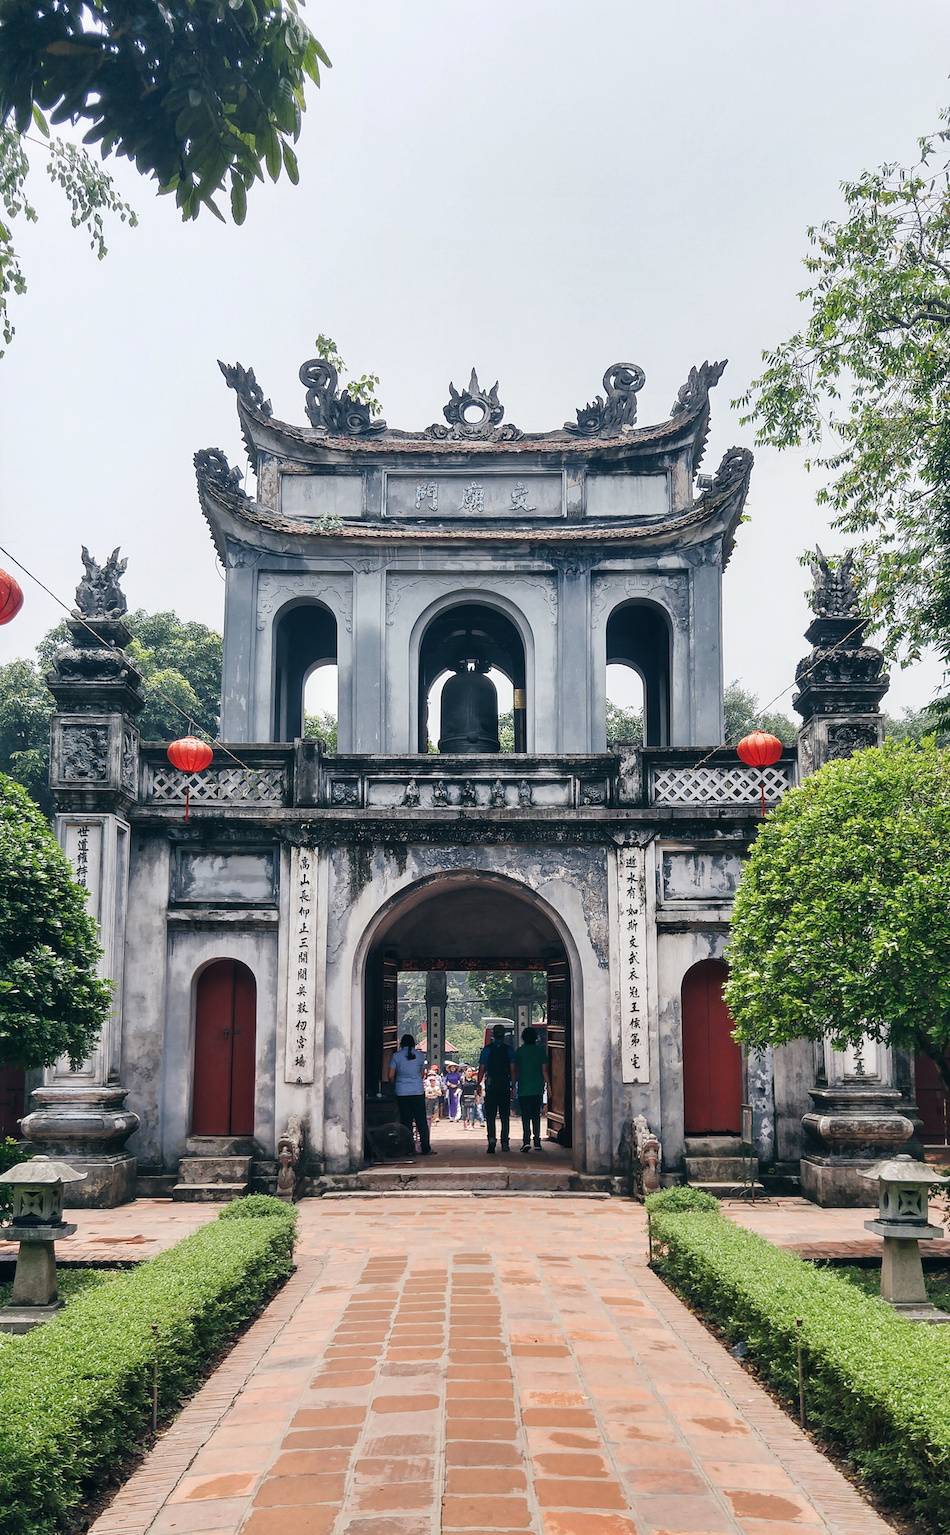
[0,1200,296,1535]
[651,1208,950,1530]
[644,1186,721,1215]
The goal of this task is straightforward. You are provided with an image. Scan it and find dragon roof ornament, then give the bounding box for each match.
[219,351,729,451]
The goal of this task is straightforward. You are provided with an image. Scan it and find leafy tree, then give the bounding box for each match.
[738,109,950,720]
[39,609,222,740]
[0,1,329,351]
[883,705,949,745]
[725,741,950,1093]
[0,658,53,815]
[304,711,337,753]
[1,115,136,352]
[606,700,642,747]
[0,773,110,1067]
[723,682,797,746]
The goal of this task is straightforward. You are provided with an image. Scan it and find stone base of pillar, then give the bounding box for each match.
[20,1084,140,1208]
[800,1086,913,1207]
[800,1156,882,1207]
[0,1304,63,1334]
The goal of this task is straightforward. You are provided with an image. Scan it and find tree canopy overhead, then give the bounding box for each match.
[0,773,110,1068]
[739,108,950,719]
[0,0,329,223]
[724,740,950,1091]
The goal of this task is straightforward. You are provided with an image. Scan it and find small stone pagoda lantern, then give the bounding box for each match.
[0,1155,86,1333]
[863,1154,950,1324]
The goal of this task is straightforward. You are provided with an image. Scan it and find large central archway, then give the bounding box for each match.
[362,874,576,1162]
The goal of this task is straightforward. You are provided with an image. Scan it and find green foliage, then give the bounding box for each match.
[304,710,338,753]
[650,1210,950,1528]
[0,773,109,1069]
[644,1186,721,1215]
[0,658,53,815]
[0,0,329,224]
[738,108,950,717]
[883,704,949,745]
[722,681,796,746]
[217,1193,296,1223]
[0,1209,295,1535]
[0,117,135,352]
[313,334,382,416]
[725,740,950,1091]
[0,1137,30,1218]
[606,700,643,747]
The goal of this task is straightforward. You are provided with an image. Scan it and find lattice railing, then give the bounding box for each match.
[144,763,288,806]
[650,763,791,806]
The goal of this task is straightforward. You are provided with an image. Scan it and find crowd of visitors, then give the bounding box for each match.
[387,1024,550,1157]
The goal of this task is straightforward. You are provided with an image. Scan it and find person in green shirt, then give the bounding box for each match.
[514,1026,550,1152]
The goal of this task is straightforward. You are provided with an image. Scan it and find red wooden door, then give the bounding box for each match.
[682,959,742,1135]
[0,1064,25,1139]
[192,961,256,1136]
[916,1050,950,1145]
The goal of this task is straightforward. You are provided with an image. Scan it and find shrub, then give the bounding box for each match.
[0,1208,295,1535]
[218,1193,295,1222]
[651,1209,950,1528]
[644,1186,721,1216]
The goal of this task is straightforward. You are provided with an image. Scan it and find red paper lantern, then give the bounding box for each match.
[0,570,24,625]
[736,730,784,816]
[166,736,214,820]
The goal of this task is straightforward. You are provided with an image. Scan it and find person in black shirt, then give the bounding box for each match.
[477,1024,516,1154]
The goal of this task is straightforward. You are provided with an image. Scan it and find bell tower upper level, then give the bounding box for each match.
[197,354,753,754]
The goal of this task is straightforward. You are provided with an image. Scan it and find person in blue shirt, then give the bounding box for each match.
[477,1023,516,1154]
[388,1034,434,1155]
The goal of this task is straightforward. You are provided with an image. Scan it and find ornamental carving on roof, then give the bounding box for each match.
[218,360,272,418]
[427,369,523,442]
[565,363,646,436]
[75,546,128,618]
[194,448,244,494]
[298,358,387,436]
[670,359,728,418]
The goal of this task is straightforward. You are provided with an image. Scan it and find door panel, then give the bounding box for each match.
[546,958,571,1145]
[916,1050,950,1145]
[381,956,399,1088]
[682,959,741,1135]
[192,961,256,1137]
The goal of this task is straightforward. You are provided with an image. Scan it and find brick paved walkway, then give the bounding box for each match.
[90,1196,894,1535]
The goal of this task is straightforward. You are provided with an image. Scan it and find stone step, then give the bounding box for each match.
[685,1155,757,1183]
[316,1168,612,1196]
[185,1136,256,1157]
[688,1180,767,1199]
[176,1156,252,1185]
[684,1135,744,1157]
[170,1181,249,1203]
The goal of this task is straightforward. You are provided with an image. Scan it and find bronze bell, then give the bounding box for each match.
[438,661,500,753]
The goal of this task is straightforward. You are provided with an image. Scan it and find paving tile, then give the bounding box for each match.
[253,1472,347,1506]
[441,1493,533,1528]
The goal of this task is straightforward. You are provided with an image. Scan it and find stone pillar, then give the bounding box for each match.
[425,970,448,1068]
[793,551,909,1205]
[21,553,143,1206]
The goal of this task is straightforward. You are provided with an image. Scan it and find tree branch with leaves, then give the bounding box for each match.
[737,109,950,721]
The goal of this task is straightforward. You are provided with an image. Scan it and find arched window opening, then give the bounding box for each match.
[605,663,644,748]
[417,603,526,754]
[303,662,339,752]
[606,602,671,748]
[273,602,338,742]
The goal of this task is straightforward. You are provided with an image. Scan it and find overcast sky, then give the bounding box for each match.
[2,1,948,721]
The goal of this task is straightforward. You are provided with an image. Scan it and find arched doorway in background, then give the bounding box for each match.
[682,958,742,1135]
[192,960,257,1136]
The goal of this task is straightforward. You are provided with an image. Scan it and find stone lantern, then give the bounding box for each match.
[863,1154,950,1324]
[0,1155,86,1333]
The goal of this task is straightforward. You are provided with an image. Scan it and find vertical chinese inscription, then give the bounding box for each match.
[415,481,438,512]
[618,845,649,1083]
[285,845,317,1085]
[74,824,91,888]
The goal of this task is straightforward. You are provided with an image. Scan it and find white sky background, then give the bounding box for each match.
[2,0,948,721]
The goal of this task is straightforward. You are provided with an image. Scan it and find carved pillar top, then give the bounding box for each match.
[793,548,889,728]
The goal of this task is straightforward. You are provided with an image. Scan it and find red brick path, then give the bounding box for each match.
[90,1197,895,1534]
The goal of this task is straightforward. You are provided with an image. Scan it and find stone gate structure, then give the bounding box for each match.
[24,352,920,1204]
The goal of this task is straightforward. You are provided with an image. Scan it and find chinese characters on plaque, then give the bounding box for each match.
[618,846,650,1083]
[415,481,438,512]
[285,845,317,1085]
